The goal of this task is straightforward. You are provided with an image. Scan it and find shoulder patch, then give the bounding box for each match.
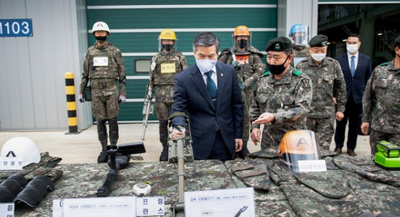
[292,70,302,76]
[380,62,388,66]
[262,71,270,77]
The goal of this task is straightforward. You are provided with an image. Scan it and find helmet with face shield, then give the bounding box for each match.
[158,29,177,52]
[289,24,309,47]
[233,25,251,50]
[278,130,320,173]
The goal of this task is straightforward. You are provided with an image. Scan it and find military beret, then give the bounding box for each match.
[395,35,400,44]
[309,35,329,47]
[265,37,293,52]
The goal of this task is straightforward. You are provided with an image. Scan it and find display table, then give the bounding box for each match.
[12,156,400,217]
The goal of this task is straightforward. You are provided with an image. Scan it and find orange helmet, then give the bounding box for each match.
[233,25,250,37]
[279,130,318,156]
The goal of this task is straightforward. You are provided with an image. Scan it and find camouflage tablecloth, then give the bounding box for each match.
[11,156,400,217]
[14,160,236,217]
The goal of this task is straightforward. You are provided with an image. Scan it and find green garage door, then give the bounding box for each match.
[87,0,277,122]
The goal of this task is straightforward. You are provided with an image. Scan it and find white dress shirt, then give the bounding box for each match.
[347,51,359,71]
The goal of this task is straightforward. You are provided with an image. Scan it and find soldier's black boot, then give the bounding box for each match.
[97,141,109,163]
[159,120,169,161]
[97,119,109,163]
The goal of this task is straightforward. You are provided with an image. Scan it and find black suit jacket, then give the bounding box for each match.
[171,62,243,159]
[335,52,372,104]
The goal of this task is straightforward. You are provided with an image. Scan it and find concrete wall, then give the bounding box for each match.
[0,0,92,130]
[277,0,319,39]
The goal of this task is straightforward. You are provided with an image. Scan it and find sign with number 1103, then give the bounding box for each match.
[0,19,33,37]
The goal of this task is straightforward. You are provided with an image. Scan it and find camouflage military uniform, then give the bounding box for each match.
[362,60,400,155]
[79,42,125,150]
[296,57,347,151]
[250,66,313,149]
[150,51,188,158]
[291,45,310,67]
[218,46,266,156]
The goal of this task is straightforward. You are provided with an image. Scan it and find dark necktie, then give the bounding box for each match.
[205,70,218,108]
[351,56,356,77]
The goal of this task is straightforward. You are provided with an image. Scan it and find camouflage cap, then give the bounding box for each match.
[309,35,329,47]
[265,37,293,52]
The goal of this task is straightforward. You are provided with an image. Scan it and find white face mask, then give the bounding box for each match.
[311,53,326,62]
[196,59,217,72]
[346,44,359,54]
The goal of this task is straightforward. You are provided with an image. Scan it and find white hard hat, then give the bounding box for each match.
[92,21,110,34]
[1,137,41,167]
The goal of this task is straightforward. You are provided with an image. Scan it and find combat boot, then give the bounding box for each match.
[159,143,169,161]
[159,120,169,161]
[97,141,109,163]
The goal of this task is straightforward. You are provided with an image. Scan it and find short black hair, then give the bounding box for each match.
[192,32,220,53]
[348,33,361,42]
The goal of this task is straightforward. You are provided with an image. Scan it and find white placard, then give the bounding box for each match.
[0,157,23,170]
[93,57,108,66]
[184,188,255,217]
[62,197,136,217]
[135,197,165,216]
[0,203,14,217]
[52,199,63,217]
[298,160,327,172]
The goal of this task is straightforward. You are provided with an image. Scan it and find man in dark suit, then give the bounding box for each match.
[334,33,372,156]
[170,32,244,161]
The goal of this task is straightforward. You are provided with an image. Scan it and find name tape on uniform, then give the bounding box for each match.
[93,57,108,66]
[160,63,176,73]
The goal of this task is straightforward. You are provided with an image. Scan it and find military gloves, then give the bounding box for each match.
[118,95,126,104]
[78,93,84,103]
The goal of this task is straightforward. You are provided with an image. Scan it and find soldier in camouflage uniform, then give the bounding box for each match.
[289,24,310,67]
[361,36,400,155]
[296,35,347,151]
[218,25,266,158]
[149,29,188,161]
[250,37,313,149]
[78,21,126,163]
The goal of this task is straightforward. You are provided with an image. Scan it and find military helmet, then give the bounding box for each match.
[233,25,251,37]
[1,137,41,167]
[289,24,307,37]
[278,130,319,173]
[158,29,177,41]
[92,21,110,34]
[288,24,309,47]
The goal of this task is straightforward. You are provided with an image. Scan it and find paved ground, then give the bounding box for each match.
[0,123,372,164]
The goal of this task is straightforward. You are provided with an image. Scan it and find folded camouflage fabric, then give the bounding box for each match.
[268,158,351,199]
[319,149,339,158]
[229,159,272,190]
[248,148,280,159]
[294,171,350,199]
[333,155,400,187]
[0,152,63,184]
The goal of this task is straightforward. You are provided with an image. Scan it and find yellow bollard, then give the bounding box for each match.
[65,72,79,134]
